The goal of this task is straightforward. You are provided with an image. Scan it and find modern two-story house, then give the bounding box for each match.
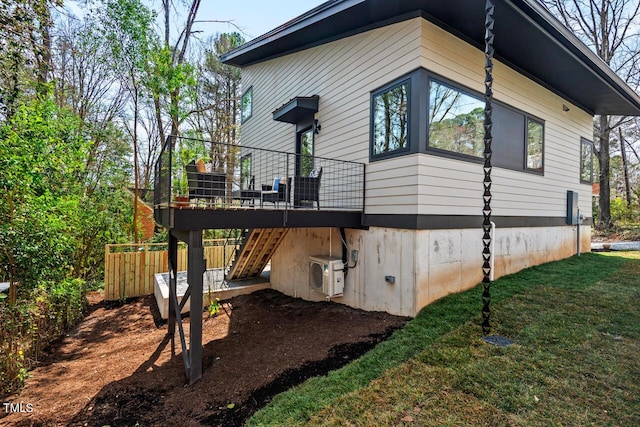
[219,0,640,315]
[154,0,640,382]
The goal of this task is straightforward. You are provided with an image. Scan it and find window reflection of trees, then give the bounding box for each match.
[373,83,408,155]
[581,139,593,183]
[429,80,484,157]
[527,119,543,170]
[240,154,252,189]
[300,130,314,176]
[241,88,252,122]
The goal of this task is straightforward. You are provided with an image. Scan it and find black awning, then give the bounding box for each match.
[272,96,319,124]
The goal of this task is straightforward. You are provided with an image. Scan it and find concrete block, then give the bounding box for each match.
[154,269,270,319]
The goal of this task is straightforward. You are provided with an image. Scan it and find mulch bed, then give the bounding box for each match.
[1,289,408,426]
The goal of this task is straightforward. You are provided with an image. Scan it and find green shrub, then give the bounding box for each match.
[610,197,639,224]
[0,278,87,396]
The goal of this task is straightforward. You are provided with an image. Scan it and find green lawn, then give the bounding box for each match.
[248,252,640,426]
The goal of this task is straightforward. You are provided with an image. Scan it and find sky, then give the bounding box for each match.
[65,1,327,43]
[181,0,326,42]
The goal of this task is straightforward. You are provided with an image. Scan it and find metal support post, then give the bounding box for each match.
[187,230,205,384]
[168,232,178,354]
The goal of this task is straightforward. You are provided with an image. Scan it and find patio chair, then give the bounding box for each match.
[294,167,322,209]
[260,177,291,208]
[232,176,260,206]
[185,160,226,202]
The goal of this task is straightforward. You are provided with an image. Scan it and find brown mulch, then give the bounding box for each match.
[1,289,408,426]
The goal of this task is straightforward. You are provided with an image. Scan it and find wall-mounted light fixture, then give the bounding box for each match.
[313,119,321,134]
[562,104,570,112]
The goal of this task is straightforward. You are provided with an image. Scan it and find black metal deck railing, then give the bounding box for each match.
[154,135,366,213]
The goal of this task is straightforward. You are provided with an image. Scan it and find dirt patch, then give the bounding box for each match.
[1,289,408,426]
[592,227,640,243]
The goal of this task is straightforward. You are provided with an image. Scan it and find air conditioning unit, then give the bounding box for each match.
[309,255,344,297]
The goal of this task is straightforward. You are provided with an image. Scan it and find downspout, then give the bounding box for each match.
[481,0,495,336]
[490,221,496,281]
[577,208,581,256]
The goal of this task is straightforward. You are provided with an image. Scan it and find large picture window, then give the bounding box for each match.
[580,138,593,183]
[241,87,253,123]
[369,69,546,175]
[428,79,484,158]
[526,118,544,171]
[371,80,409,157]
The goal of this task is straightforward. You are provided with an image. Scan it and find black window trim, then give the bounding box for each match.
[368,67,548,176]
[241,86,253,123]
[580,137,594,184]
[369,76,413,162]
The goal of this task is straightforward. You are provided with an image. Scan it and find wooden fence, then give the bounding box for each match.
[104,240,236,300]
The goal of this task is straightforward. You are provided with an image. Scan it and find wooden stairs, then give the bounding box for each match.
[227,228,289,280]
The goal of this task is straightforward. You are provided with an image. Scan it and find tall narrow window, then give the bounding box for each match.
[428,79,484,158]
[297,128,314,176]
[526,118,544,171]
[372,81,409,157]
[241,87,253,122]
[240,154,252,189]
[580,138,593,183]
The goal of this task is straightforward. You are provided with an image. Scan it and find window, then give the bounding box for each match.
[428,79,484,158]
[241,87,253,122]
[580,138,593,183]
[240,154,252,190]
[371,80,410,157]
[369,69,545,175]
[526,118,544,171]
[297,128,314,176]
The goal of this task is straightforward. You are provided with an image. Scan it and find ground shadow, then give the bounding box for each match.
[67,289,408,426]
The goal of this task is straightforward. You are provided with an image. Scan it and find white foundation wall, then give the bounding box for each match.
[270,226,591,317]
[492,225,591,279]
[270,227,417,316]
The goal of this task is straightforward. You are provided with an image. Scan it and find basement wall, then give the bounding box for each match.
[270,226,591,317]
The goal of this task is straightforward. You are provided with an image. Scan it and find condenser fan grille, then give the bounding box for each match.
[310,262,324,290]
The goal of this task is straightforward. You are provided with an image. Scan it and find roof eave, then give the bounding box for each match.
[221,0,640,116]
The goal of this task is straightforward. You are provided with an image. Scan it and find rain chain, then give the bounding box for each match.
[482,0,495,336]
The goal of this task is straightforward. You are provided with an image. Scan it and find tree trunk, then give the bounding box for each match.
[6,191,17,305]
[154,96,165,146]
[170,90,180,137]
[165,0,201,138]
[597,115,613,229]
[33,5,53,96]
[133,84,140,243]
[619,127,632,205]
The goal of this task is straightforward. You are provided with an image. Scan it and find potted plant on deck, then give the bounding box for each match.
[172,138,209,207]
[172,173,190,207]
